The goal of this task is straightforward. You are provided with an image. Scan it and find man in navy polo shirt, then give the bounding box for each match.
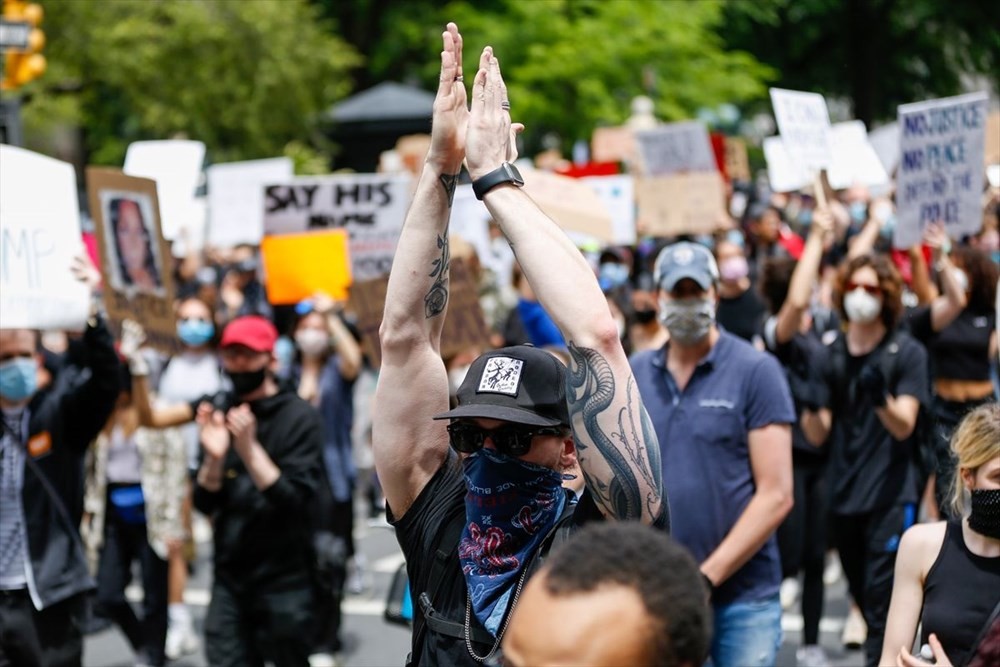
[631,241,795,667]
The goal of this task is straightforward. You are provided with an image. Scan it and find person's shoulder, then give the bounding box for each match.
[899,521,947,564]
[889,329,927,359]
[718,330,773,368]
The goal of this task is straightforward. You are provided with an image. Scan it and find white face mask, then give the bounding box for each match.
[843,288,882,324]
[295,329,329,357]
[952,268,969,294]
[448,364,471,395]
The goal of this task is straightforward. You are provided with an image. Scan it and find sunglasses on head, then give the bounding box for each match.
[446,421,566,457]
[846,282,881,296]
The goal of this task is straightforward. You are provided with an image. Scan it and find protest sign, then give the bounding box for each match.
[635,171,727,237]
[723,137,751,182]
[826,121,890,190]
[124,140,205,241]
[521,169,614,243]
[207,157,294,247]
[986,111,1000,167]
[895,92,988,248]
[260,229,351,304]
[634,121,716,176]
[869,122,900,177]
[451,184,493,266]
[263,174,411,281]
[86,168,178,351]
[580,175,636,245]
[763,136,810,193]
[769,88,833,171]
[348,258,490,368]
[0,146,90,330]
[591,126,636,164]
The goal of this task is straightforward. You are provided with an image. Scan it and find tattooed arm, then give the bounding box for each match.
[464,52,664,525]
[373,23,475,519]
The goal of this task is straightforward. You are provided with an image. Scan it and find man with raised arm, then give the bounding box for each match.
[372,23,666,666]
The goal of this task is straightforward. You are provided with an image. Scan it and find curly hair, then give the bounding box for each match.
[951,246,999,314]
[833,253,904,330]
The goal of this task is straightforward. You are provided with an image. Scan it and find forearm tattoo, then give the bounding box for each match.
[439,172,459,208]
[424,232,450,318]
[567,343,663,521]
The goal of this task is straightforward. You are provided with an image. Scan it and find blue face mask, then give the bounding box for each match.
[798,209,813,228]
[598,263,630,289]
[0,357,38,403]
[849,201,868,224]
[177,319,214,347]
[879,215,897,240]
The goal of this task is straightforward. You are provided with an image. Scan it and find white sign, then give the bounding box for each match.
[262,174,412,281]
[0,146,90,330]
[124,140,206,240]
[634,121,716,176]
[207,157,294,247]
[581,175,636,245]
[868,122,900,176]
[450,185,493,269]
[827,121,890,190]
[770,88,833,171]
[895,92,988,249]
[763,136,810,193]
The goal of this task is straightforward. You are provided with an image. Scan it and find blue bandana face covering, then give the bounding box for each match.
[459,448,567,635]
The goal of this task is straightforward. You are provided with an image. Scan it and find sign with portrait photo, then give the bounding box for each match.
[86,168,178,351]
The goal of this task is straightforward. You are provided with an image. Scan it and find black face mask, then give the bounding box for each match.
[226,367,267,397]
[969,489,1000,539]
[634,308,657,324]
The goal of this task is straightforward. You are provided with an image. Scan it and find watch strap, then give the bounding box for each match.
[472,162,523,201]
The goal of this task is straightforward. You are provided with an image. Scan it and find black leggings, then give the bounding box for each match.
[776,452,828,646]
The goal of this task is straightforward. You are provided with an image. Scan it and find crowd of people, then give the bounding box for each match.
[2,20,1000,667]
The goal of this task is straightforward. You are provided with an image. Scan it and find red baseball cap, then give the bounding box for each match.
[219,316,278,353]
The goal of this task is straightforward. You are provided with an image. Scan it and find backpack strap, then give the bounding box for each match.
[409,509,468,662]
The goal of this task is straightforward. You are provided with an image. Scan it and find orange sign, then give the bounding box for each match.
[261,229,352,304]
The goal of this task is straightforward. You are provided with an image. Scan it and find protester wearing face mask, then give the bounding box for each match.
[801,253,931,667]
[288,294,363,665]
[193,315,324,666]
[880,403,1000,667]
[715,237,767,344]
[903,226,999,519]
[0,254,119,665]
[630,241,795,667]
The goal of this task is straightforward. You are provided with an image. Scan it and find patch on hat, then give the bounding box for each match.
[477,356,524,396]
[672,245,694,266]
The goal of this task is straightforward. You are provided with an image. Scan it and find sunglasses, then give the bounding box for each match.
[846,282,882,296]
[446,422,566,457]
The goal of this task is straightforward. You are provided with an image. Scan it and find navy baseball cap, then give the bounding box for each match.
[433,345,570,427]
[653,241,720,292]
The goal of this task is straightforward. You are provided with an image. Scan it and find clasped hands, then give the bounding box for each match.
[197,401,258,461]
[428,22,522,180]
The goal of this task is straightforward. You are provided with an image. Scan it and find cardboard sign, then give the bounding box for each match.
[826,121,890,190]
[986,111,1000,167]
[770,88,833,171]
[635,171,727,237]
[895,92,988,248]
[634,121,716,176]
[260,229,351,304]
[0,146,90,330]
[580,175,636,245]
[124,140,205,241]
[86,168,178,352]
[521,169,614,243]
[263,174,411,281]
[207,157,294,247]
[723,137,751,182]
[591,126,636,164]
[348,258,490,368]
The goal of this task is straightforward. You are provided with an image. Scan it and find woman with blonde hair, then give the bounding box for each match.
[881,403,1000,666]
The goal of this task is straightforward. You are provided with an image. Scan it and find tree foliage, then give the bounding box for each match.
[22,0,360,165]
[719,0,1000,126]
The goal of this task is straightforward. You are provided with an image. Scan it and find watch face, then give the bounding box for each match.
[504,162,524,186]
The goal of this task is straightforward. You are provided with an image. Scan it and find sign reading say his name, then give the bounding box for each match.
[634,121,716,176]
[348,258,490,368]
[263,174,411,281]
[0,146,90,330]
[895,92,988,249]
[770,88,833,171]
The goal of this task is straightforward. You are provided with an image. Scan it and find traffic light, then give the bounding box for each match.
[1,0,46,91]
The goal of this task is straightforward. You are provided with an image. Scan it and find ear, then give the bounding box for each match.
[960,466,976,491]
[559,435,577,470]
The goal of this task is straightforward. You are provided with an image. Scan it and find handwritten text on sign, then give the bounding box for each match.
[895,92,987,248]
[263,174,410,281]
[770,88,833,171]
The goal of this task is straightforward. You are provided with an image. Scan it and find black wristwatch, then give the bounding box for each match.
[472,161,524,200]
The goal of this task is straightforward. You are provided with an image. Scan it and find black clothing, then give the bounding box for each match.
[820,331,930,515]
[389,458,609,666]
[0,591,85,666]
[907,306,996,381]
[920,521,1000,666]
[763,320,830,454]
[717,288,767,343]
[833,503,917,667]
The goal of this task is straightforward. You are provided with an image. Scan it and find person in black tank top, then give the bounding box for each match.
[881,403,1000,666]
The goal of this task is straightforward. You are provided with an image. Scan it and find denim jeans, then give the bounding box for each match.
[707,594,782,667]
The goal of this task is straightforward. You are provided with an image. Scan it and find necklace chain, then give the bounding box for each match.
[464,565,530,663]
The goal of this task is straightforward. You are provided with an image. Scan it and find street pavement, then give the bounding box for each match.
[84,513,869,667]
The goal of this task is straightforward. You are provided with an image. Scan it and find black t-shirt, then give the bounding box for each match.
[906,306,996,382]
[820,331,931,514]
[389,456,606,666]
[717,288,767,342]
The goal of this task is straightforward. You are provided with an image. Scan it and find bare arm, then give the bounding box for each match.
[329,311,362,381]
[801,407,831,447]
[466,54,663,524]
[372,23,471,519]
[700,423,793,587]
[875,394,921,442]
[880,523,944,665]
[131,374,195,428]
[923,224,966,332]
[773,208,832,345]
[909,246,937,305]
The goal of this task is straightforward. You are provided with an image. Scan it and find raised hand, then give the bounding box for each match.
[70,251,102,293]
[922,221,949,252]
[199,409,230,460]
[427,22,469,171]
[466,48,523,179]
